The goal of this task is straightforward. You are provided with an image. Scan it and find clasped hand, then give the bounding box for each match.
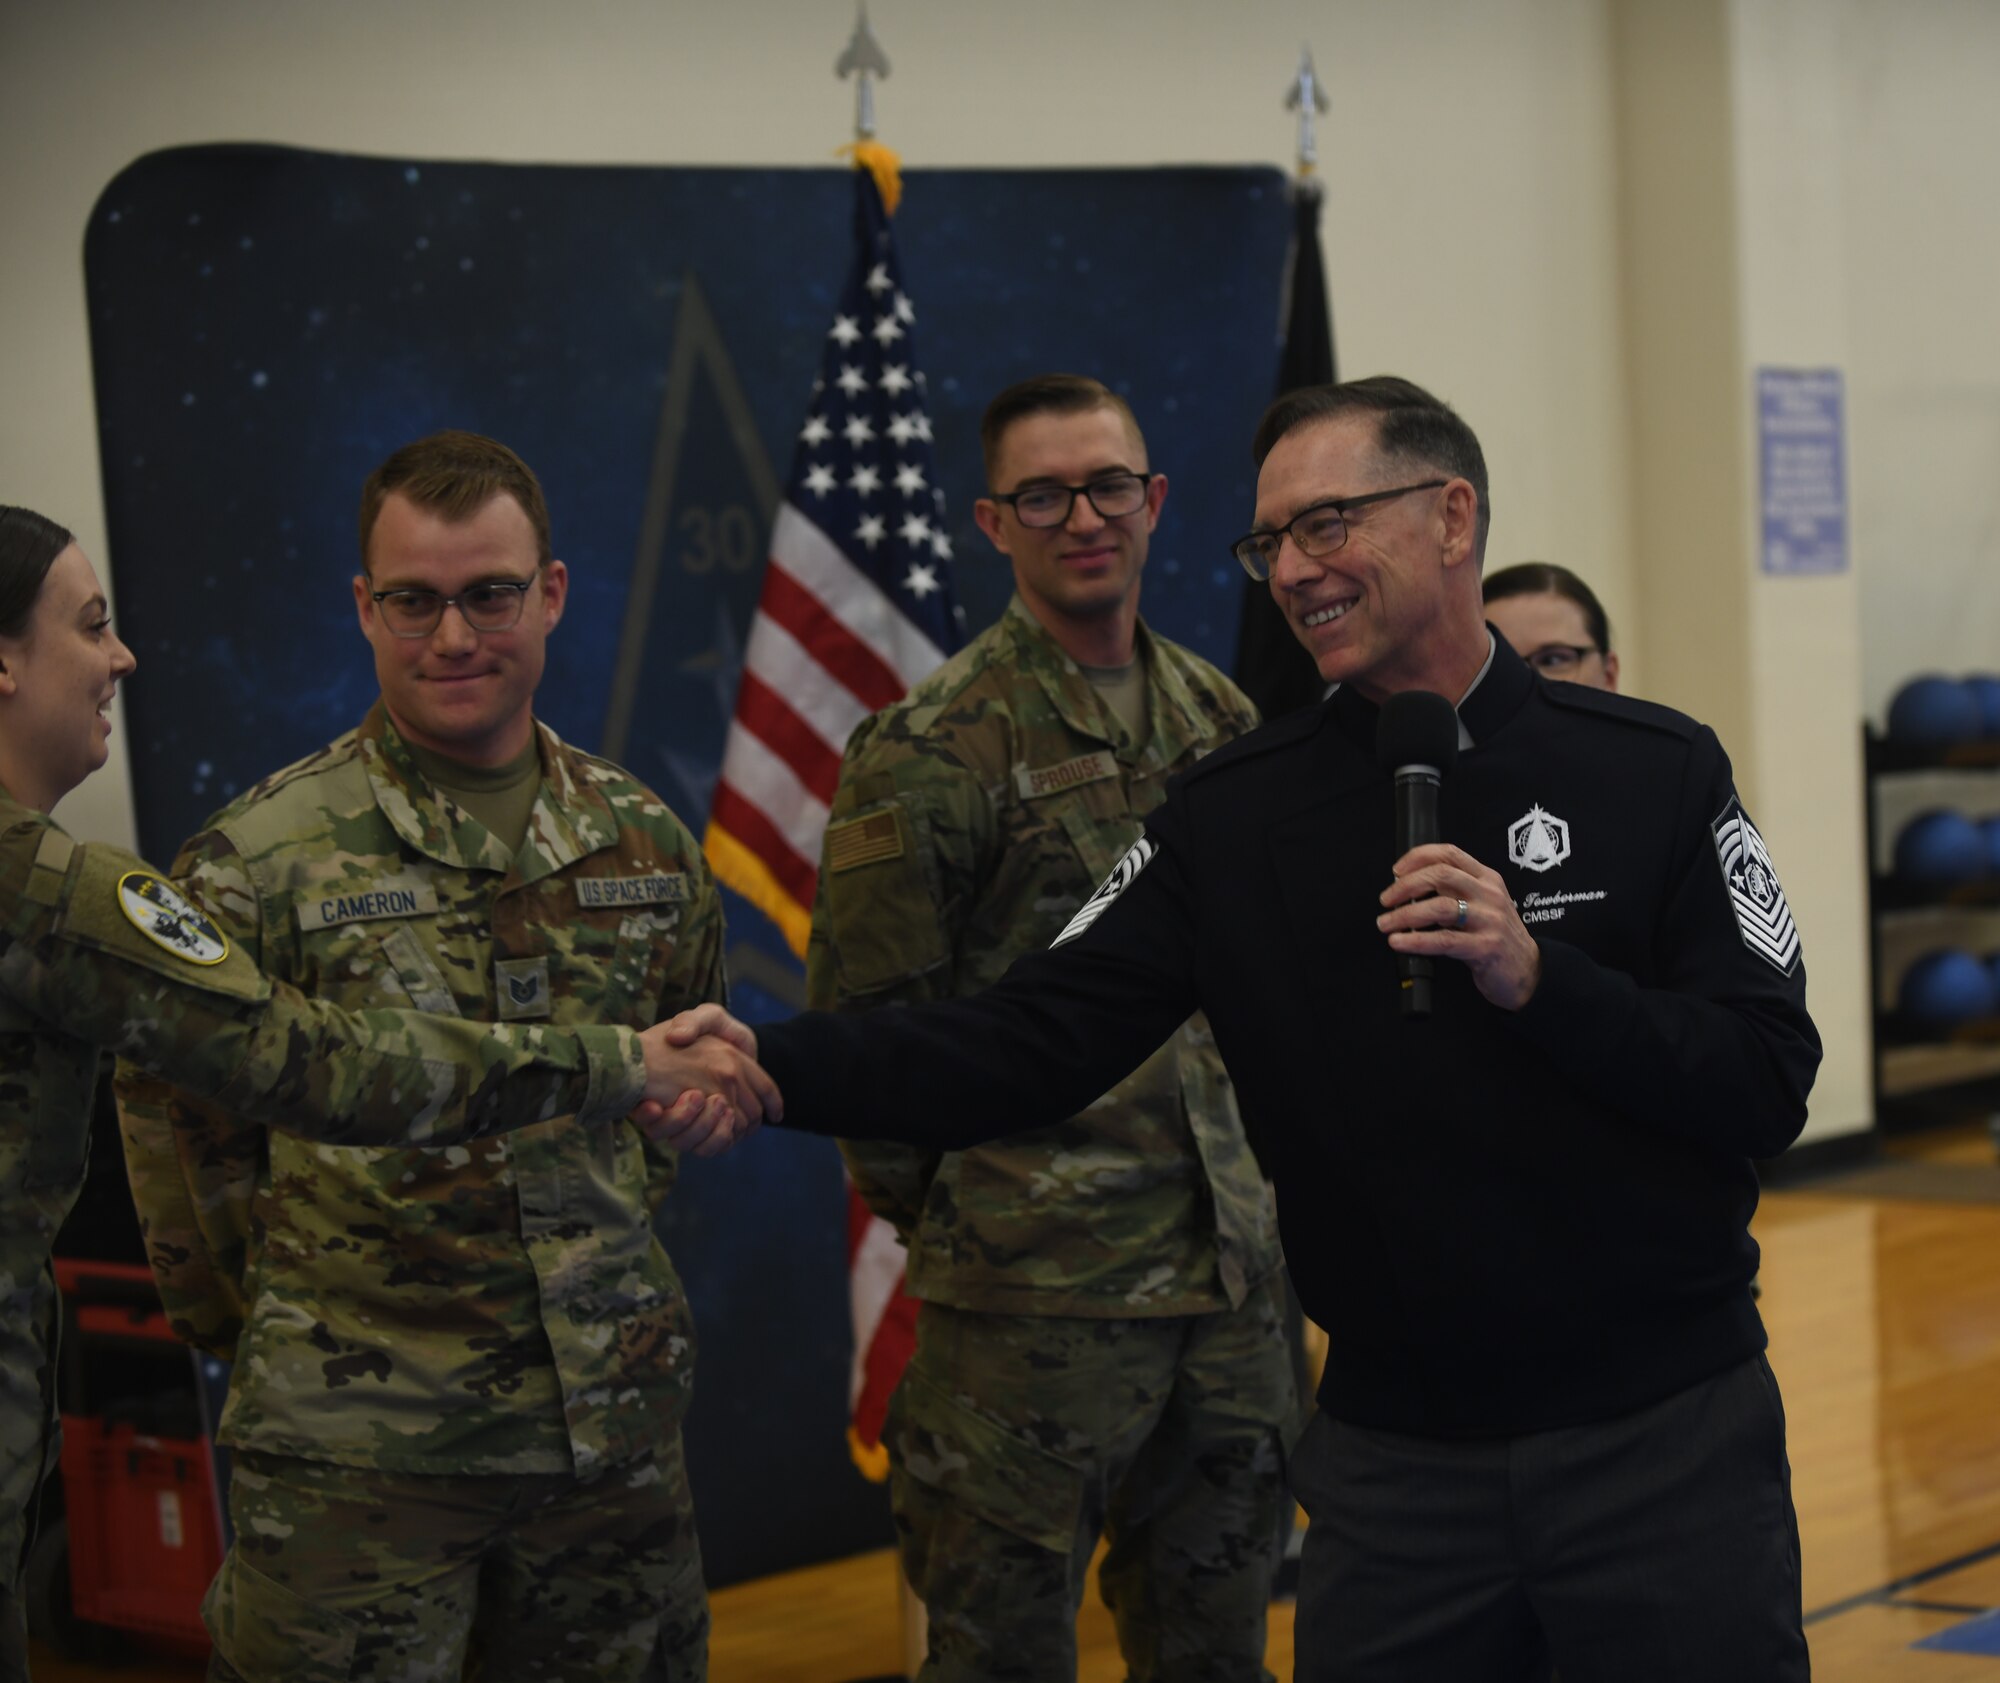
[1377,842,1542,1011]
[631,1005,781,1155]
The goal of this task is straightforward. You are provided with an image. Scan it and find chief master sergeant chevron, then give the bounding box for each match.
[809,374,1294,1681]
[677,377,1824,1683]
[118,431,726,1682]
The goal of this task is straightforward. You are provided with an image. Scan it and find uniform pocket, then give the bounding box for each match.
[890,1369,1085,1554]
[203,1547,359,1681]
[1057,804,1141,892]
[595,907,681,1023]
[822,802,950,995]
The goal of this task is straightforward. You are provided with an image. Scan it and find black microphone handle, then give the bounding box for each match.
[1394,767,1442,1017]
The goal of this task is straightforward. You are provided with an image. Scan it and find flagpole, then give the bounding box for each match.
[1233,45,1343,721]
[826,26,930,1683]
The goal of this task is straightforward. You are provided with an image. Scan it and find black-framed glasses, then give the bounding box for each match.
[1230,480,1447,581]
[989,472,1153,529]
[369,579,537,638]
[1521,643,1600,677]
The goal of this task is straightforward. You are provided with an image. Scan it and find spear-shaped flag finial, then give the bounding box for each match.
[1286,45,1331,181]
[837,4,892,141]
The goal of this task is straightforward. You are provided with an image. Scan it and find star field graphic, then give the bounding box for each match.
[800,293,955,609]
[83,144,1291,1583]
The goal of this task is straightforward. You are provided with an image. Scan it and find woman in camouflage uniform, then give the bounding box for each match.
[0,506,756,1680]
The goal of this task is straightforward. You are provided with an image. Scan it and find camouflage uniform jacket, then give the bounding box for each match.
[809,597,1282,1316]
[0,778,654,1560]
[115,704,726,1479]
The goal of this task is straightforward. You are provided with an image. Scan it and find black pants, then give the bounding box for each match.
[1291,1356,1808,1682]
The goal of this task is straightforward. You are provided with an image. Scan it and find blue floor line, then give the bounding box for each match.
[1885,1597,1994,1616]
[1803,1535,2000,1626]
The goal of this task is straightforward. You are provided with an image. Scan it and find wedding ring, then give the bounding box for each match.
[1455,898,1470,930]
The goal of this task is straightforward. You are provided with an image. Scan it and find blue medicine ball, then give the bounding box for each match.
[1966,674,2000,739]
[1981,814,2000,877]
[1894,810,1988,884]
[1888,676,1983,748]
[1899,949,1998,1030]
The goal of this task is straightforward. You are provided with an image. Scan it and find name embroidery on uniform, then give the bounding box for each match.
[1507,804,1572,873]
[1713,800,1800,975]
[574,874,689,908]
[1016,752,1117,801]
[1052,837,1156,949]
[1518,888,1608,927]
[826,812,904,874]
[296,881,440,932]
[117,872,229,965]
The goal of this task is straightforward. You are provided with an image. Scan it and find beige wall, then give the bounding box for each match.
[1837,0,2000,724]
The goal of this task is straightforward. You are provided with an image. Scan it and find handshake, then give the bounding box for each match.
[633,1005,778,1156]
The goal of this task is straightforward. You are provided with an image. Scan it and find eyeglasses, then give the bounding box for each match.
[1521,643,1601,677]
[368,579,537,638]
[989,473,1153,529]
[1230,480,1447,581]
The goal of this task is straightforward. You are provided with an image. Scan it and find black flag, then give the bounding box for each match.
[1233,181,1337,720]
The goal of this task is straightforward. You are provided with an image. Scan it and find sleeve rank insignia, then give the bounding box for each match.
[1052,836,1156,949]
[1712,799,1800,975]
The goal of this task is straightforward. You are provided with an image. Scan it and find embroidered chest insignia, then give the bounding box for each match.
[1507,804,1571,873]
[1713,800,1800,975]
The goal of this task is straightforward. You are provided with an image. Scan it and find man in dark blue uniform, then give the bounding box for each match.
[670,377,1820,1682]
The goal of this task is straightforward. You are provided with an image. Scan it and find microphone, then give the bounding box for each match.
[1375,690,1460,1017]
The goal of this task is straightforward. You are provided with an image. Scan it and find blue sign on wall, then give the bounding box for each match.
[1758,366,1848,576]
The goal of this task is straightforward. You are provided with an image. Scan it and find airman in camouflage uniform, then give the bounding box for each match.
[0,781,691,1681]
[810,377,1295,1682]
[117,432,724,1682]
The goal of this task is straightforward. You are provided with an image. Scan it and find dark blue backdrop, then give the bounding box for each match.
[85,143,1290,1582]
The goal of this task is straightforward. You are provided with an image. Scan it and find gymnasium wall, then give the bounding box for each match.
[1836,0,2000,724]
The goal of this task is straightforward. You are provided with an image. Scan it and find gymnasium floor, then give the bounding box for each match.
[32,1122,2000,1681]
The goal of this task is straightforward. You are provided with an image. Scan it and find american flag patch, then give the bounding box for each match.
[826,811,905,874]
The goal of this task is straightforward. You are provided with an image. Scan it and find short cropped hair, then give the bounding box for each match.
[980,374,1145,485]
[0,505,76,638]
[358,431,553,572]
[1251,377,1491,553]
[1484,560,1614,655]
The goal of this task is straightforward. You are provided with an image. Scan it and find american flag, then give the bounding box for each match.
[703,161,961,1475]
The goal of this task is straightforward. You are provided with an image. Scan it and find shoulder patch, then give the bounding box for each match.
[1712,799,1800,975]
[118,872,229,966]
[1052,836,1155,948]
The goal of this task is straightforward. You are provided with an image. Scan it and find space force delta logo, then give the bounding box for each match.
[1714,800,1801,975]
[1052,837,1156,949]
[1504,804,1612,925]
[1507,804,1571,873]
